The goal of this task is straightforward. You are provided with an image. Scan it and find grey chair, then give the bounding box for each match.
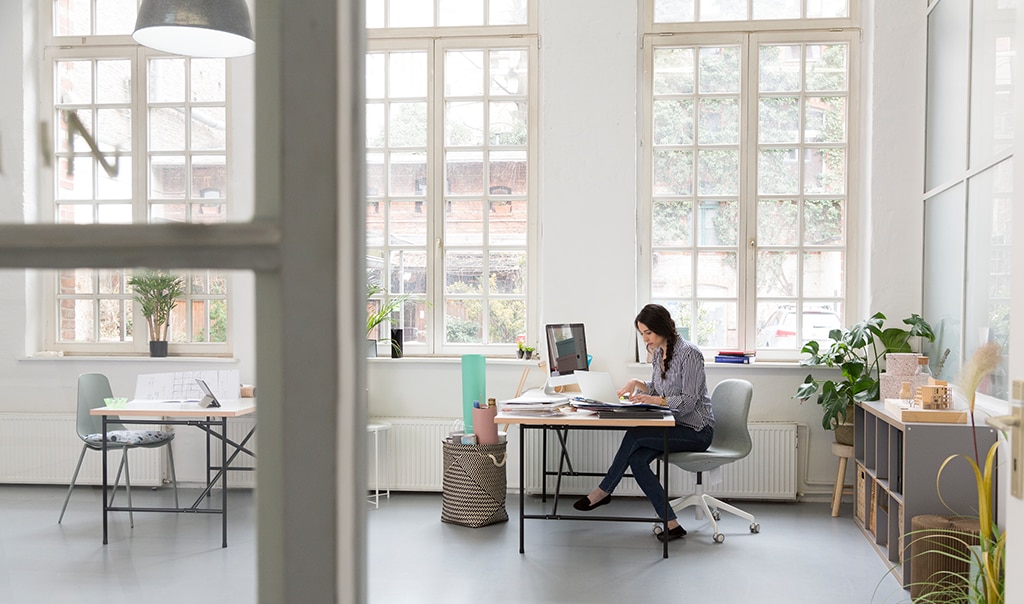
[58,373,178,525]
[663,378,760,543]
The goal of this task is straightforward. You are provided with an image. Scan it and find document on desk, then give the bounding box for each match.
[498,390,570,414]
[569,397,665,412]
[134,370,240,402]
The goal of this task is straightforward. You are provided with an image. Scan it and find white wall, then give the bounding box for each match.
[0,2,961,500]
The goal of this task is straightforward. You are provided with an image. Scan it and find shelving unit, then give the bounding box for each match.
[853,400,997,586]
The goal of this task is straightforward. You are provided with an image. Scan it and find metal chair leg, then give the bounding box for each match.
[122,448,134,528]
[166,443,179,508]
[58,444,89,524]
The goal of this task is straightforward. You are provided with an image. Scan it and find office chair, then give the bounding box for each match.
[661,378,760,544]
[58,373,178,525]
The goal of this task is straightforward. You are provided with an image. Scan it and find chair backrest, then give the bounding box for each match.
[709,378,753,458]
[76,373,123,439]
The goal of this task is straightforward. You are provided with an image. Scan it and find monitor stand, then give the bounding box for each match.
[544,375,581,395]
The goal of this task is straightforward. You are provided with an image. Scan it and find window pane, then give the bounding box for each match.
[150,156,185,199]
[445,200,484,245]
[753,0,800,20]
[388,0,433,27]
[193,155,226,200]
[701,0,747,22]
[97,203,132,223]
[97,107,131,151]
[367,103,385,147]
[95,0,137,35]
[488,299,525,344]
[803,250,845,297]
[191,107,226,150]
[489,0,528,25]
[697,98,739,144]
[367,0,385,27]
[488,199,526,245]
[191,202,226,224]
[366,54,386,99]
[653,200,693,246]
[757,199,799,245]
[698,200,737,245]
[489,150,527,195]
[98,156,131,200]
[654,48,695,95]
[803,199,845,245]
[489,251,525,294]
[149,59,186,103]
[654,99,694,145]
[389,152,427,196]
[191,59,226,102]
[446,50,485,97]
[56,0,91,36]
[389,52,428,97]
[807,0,849,19]
[489,101,527,145]
[367,201,385,246]
[759,45,802,93]
[57,158,95,200]
[697,252,737,296]
[803,148,846,195]
[96,60,131,104]
[654,0,695,22]
[390,200,429,246]
[389,102,427,147]
[391,250,427,294]
[696,150,739,196]
[490,49,527,95]
[446,299,483,343]
[446,151,483,195]
[71,300,97,342]
[150,203,187,223]
[652,251,693,297]
[757,251,798,297]
[98,299,126,341]
[806,44,848,92]
[445,251,484,294]
[56,203,94,224]
[805,97,846,143]
[698,46,740,93]
[367,152,385,197]
[653,150,693,196]
[150,107,186,151]
[440,0,483,26]
[446,101,484,146]
[696,301,737,349]
[57,60,93,105]
[759,97,800,144]
[758,148,800,194]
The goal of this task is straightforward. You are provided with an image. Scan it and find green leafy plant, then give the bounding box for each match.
[794,312,935,432]
[128,271,185,342]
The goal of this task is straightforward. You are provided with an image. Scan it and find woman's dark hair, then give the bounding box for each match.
[634,304,679,379]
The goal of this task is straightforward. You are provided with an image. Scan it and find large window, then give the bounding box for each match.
[42,0,232,355]
[642,1,856,358]
[366,1,536,356]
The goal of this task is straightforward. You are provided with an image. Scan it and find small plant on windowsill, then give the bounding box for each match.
[366,281,412,357]
[128,270,185,358]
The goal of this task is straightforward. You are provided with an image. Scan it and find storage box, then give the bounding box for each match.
[856,467,866,523]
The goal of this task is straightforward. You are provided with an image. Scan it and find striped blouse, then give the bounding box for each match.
[645,338,715,431]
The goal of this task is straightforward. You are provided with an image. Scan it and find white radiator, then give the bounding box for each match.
[0,413,257,488]
[370,417,798,500]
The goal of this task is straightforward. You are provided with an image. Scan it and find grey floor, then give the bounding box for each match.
[0,484,910,603]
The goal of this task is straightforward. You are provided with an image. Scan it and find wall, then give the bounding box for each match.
[0,3,928,499]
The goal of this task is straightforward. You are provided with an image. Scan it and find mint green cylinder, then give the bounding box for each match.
[461,354,486,434]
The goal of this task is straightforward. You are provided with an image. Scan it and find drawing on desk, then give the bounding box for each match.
[134,370,240,402]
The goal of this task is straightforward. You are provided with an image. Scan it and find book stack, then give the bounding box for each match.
[714,350,755,364]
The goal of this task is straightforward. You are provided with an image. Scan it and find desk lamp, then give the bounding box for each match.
[133,0,255,58]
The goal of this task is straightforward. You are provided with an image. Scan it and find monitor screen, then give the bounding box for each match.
[545,323,588,377]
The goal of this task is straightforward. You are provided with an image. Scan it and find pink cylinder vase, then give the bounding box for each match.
[472,405,499,445]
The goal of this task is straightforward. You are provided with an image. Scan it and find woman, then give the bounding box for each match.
[573,303,715,542]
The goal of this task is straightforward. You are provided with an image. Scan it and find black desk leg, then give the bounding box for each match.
[221,417,228,548]
[519,424,525,554]
[662,428,669,559]
[101,415,109,545]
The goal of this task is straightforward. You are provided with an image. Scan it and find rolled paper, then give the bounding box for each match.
[473,405,499,445]
[461,354,486,434]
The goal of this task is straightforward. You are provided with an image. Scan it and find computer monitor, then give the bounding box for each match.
[545,323,588,387]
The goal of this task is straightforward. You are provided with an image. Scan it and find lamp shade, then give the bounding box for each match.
[133,0,254,58]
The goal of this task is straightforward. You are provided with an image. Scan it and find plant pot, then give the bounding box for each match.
[149,340,168,357]
[834,422,855,446]
[367,339,378,358]
[516,350,524,359]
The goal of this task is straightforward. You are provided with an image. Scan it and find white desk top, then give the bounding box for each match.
[90,398,257,418]
[496,410,673,428]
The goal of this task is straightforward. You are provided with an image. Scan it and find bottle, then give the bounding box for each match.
[915,356,932,379]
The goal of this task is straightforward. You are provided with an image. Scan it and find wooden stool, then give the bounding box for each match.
[831,442,855,517]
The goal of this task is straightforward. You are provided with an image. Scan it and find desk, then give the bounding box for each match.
[496,411,676,558]
[91,399,257,547]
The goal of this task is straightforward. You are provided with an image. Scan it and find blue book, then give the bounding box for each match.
[715,354,753,364]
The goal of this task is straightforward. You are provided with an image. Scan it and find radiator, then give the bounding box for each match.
[370,417,798,500]
[0,413,257,488]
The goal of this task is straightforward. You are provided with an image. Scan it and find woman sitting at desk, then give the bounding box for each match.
[573,303,715,542]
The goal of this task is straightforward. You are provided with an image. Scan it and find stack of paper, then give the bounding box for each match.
[498,390,569,414]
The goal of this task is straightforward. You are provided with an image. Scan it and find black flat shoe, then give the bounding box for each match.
[573,494,612,511]
[656,525,687,542]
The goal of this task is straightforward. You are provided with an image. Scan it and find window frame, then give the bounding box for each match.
[639,4,860,360]
[367,15,538,357]
[40,2,234,356]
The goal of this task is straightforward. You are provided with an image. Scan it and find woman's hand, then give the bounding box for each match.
[617,379,647,399]
[636,393,666,406]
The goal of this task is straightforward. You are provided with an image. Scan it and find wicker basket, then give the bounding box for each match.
[441,440,509,528]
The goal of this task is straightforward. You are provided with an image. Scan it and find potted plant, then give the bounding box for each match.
[366,281,411,357]
[794,312,934,444]
[522,345,536,360]
[128,270,185,357]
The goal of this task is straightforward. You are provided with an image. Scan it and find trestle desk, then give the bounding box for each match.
[496,410,675,558]
[90,399,256,547]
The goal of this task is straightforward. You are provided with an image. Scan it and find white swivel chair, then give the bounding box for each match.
[663,378,760,543]
[58,373,178,525]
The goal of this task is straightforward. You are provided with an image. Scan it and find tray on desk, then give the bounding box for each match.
[883,399,967,424]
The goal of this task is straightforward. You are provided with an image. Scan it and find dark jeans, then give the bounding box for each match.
[598,425,714,521]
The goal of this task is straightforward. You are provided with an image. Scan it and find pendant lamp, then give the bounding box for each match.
[133,0,255,58]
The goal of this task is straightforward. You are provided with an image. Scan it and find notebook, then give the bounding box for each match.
[573,371,627,405]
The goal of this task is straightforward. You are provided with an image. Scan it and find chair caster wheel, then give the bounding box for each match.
[750,523,760,533]
[711,510,721,521]
[713,533,725,544]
